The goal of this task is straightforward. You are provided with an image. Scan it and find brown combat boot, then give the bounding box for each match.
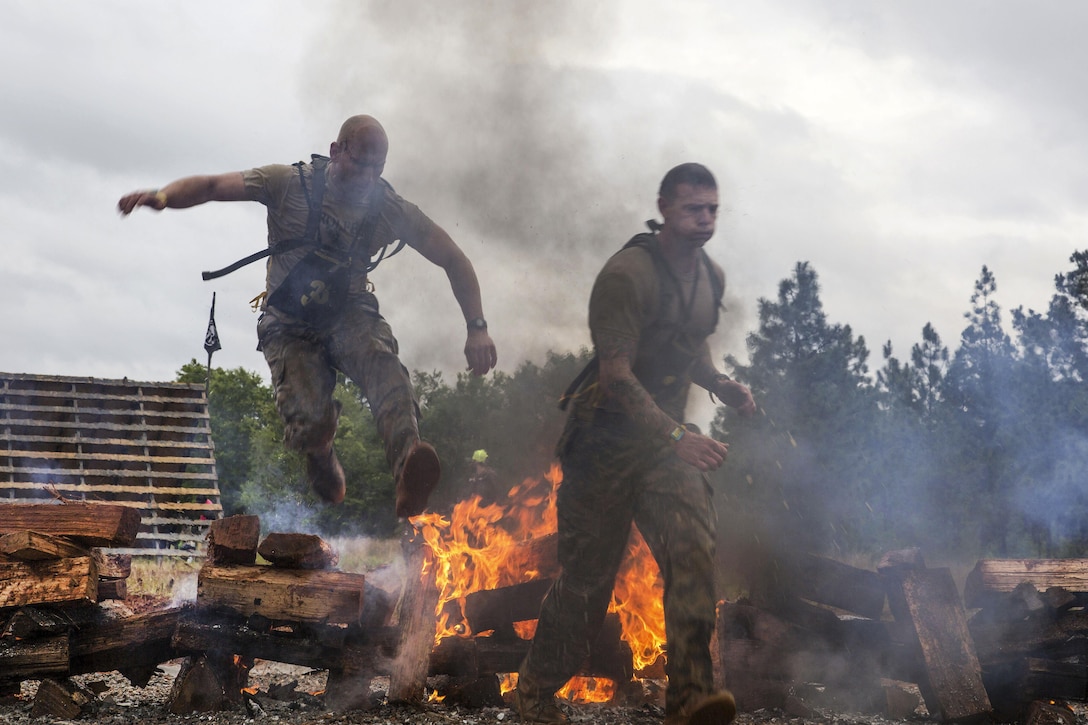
[512,688,569,724]
[394,440,441,518]
[665,690,736,725]
[306,448,346,504]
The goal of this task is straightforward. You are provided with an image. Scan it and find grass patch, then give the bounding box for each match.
[328,536,401,573]
[129,556,202,600]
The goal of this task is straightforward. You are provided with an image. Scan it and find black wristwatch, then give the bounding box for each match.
[467,317,488,331]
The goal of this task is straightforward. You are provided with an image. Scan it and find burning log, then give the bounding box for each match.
[461,578,553,636]
[1025,699,1078,725]
[506,533,560,579]
[197,564,366,626]
[427,611,631,683]
[207,514,260,565]
[0,502,141,547]
[0,555,98,608]
[173,610,398,674]
[388,530,439,704]
[0,530,89,561]
[258,532,339,569]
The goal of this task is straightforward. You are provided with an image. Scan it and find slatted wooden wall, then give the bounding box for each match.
[0,372,222,555]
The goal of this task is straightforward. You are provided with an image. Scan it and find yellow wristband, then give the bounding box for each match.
[153,190,168,208]
[669,425,687,442]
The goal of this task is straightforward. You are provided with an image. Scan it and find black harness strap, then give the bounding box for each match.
[200,155,403,280]
[558,221,725,411]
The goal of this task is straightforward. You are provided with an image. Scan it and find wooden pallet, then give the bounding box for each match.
[0,372,222,554]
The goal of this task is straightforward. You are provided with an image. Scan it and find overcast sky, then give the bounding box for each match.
[3,1,1086,427]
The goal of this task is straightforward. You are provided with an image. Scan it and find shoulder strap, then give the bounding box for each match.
[201,156,328,281]
[297,154,328,247]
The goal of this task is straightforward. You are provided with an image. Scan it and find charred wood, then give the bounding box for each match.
[0,634,69,684]
[29,677,95,719]
[167,655,234,714]
[68,607,183,682]
[964,559,1088,610]
[881,563,991,723]
[462,578,553,636]
[257,532,339,570]
[388,531,439,704]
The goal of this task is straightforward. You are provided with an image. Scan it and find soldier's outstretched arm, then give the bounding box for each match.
[408,223,498,376]
[117,172,247,216]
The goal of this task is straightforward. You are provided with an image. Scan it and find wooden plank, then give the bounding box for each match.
[258,532,339,570]
[197,564,366,626]
[0,467,219,482]
[0,530,89,561]
[388,532,439,703]
[887,566,992,722]
[6,449,216,465]
[2,482,222,497]
[964,559,1088,609]
[0,503,141,546]
[0,556,98,607]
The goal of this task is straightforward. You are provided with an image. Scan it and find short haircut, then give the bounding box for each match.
[659,163,717,201]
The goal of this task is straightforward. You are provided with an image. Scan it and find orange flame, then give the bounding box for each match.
[412,463,667,699]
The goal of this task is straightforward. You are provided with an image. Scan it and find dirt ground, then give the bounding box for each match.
[0,663,934,725]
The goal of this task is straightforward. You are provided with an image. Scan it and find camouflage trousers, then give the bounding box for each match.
[257,296,420,473]
[519,413,719,717]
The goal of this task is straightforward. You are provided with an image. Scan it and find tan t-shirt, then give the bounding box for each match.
[580,238,723,422]
[243,162,435,298]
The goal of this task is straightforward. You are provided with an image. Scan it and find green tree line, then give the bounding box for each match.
[181,250,1088,562]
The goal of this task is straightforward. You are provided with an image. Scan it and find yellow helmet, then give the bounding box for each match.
[471,449,488,463]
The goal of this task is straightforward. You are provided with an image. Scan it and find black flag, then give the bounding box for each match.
[204,292,222,355]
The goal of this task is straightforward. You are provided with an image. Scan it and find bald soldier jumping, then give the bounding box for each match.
[118,115,498,518]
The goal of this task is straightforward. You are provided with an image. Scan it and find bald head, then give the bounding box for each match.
[328,115,388,196]
[337,115,389,156]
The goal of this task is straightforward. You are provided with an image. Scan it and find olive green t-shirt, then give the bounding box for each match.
[579,238,724,423]
[243,162,435,299]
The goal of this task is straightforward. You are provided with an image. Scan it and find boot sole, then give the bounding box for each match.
[396,442,441,518]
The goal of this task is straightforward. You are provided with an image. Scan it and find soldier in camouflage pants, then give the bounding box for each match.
[522,414,720,713]
[515,163,756,725]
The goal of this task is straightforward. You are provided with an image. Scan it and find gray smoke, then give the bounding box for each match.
[297,1,753,386]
